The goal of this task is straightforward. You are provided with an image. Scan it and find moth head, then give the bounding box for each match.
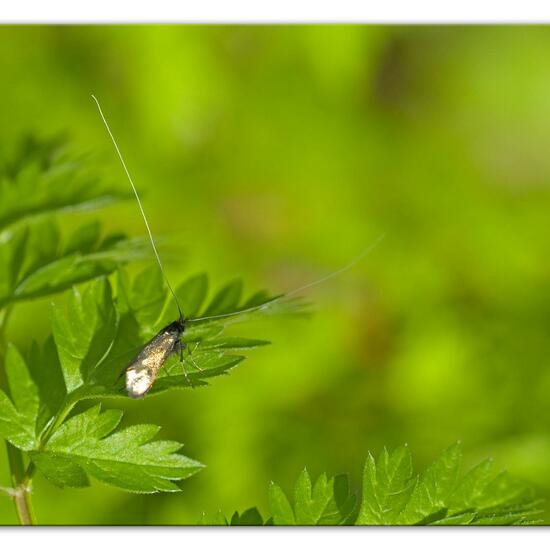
[126,366,154,399]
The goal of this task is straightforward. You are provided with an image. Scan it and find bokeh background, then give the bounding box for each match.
[1,25,550,524]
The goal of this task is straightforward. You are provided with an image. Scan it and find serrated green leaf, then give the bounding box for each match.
[150,353,245,393]
[31,405,203,492]
[296,470,337,525]
[356,446,415,525]
[27,337,67,435]
[162,273,208,324]
[267,469,354,526]
[0,390,33,450]
[64,220,101,255]
[398,442,462,524]
[30,453,90,489]
[0,344,40,450]
[230,508,265,525]
[473,470,535,511]
[293,468,314,524]
[203,279,243,316]
[268,482,296,525]
[125,266,167,334]
[331,474,357,525]
[470,502,544,526]
[198,510,228,526]
[52,277,118,393]
[447,458,494,514]
[204,444,542,527]
[0,220,149,309]
[5,344,40,432]
[0,136,126,234]
[91,311,144,388]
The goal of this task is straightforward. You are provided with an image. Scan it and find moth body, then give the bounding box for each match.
[126,318,185,398]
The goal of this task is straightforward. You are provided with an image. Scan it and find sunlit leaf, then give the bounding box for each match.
[31,405,203,492]
[0,344,40,450]
[52,277,118,393]
[356,446,415,525]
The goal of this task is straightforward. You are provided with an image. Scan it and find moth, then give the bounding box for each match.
[92,95,384,399]
[124,319,185,398]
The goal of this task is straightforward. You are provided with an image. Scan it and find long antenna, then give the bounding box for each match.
[188,233,385,323]
[91,94,184,322]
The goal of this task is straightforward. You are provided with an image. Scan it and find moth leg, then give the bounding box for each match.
[173,340,194,388]
[187,341,204,373]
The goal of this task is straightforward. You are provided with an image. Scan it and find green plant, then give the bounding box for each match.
[201,443,543,525]
[0,137,543,526]
[0,137,294,524]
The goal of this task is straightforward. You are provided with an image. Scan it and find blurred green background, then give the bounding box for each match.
[2,25,550,524]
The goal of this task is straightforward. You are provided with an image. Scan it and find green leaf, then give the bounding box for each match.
[398,442,462,524]
[356,446,415,525]
[0,219,150,310]
[231,444,543,526]
[447,458,494,514]
[0,137,145,311]
[229,508,265,526]
[242,289,274,308]
[200,337,270,351]
[119,266,167,334]
[268,469,356,526]
[203,278,243,316]
[26,337,67,435]
[52,277,118,393]
[31,405,203,493]
[0,136,126,234]
[182,323,224,344]
[431,512,477,525]
[268,482,296,525]
[0,344,40,450]
[31,453,90,489]
[331,474,358,524]
[294,469,337,525]
[162,273,208,324]
[150,353,245,393]
[45,268,280,403]
[91,311,144,388]
[198,510,228,526]
[64,220,102,255]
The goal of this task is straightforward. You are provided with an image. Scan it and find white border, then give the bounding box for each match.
[0,527,548,549]
[2,0,550,23]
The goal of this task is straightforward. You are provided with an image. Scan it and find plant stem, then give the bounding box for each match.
[0,306,36,525]
[6,443,35,525]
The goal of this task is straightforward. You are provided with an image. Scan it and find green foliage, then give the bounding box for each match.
[199,507,266,526]
[0,344,40,451]
[357,445,415,524]
[205,444,542,526]
[0,135,126,233]
[0,267,293,494]
[0,138,149,310]
[30,404,202,492]
[268,469,356,525]
[53,277,119,393]
[0,136,308,509]
[0,260,291,495]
